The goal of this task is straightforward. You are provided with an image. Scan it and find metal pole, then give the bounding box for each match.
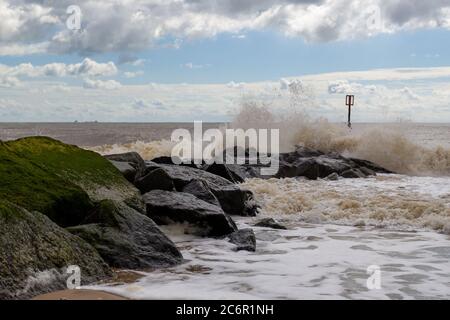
[348,105,351,128]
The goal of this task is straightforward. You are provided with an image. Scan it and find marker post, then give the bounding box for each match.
[346,95,355,129]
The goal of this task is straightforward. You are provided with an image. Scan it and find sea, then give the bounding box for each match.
[1,122,449,299]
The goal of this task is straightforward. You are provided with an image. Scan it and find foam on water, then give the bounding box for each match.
[89,139,175,160]
[88,219,450,300]
[242,175,450,234]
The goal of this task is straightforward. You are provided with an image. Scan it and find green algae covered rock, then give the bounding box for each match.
[0,137,143,226]
[0,201,111,300]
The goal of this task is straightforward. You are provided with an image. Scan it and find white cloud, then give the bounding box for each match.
[328,80,377,94]
[227,81,245,89]
[280,78,304,90]
[1,65,450,122]
[301,66,450,82]
[182,62,210,69]
[3,0,450,56]
[0,58,117,79]
[399,86,420,100]
[0,76,21,88]
[124,71,144,78]
[83,78,122,90]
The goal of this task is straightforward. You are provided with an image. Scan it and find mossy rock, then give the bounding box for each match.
[0,137,143,226]
[0,201,111,300]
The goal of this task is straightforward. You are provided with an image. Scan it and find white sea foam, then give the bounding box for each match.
[88,219,450,300]
[242,175,450,234]
[88,139,175,160]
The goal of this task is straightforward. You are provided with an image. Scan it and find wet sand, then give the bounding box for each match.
[33,289,128,300]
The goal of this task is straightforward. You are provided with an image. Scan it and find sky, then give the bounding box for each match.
[1,0,450,122]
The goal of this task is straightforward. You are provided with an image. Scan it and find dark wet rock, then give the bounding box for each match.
[348,158,394,174]
[109,161,137,183]
[254,218,287,230]
[326,172,340,181]
[341,168,366,178]
[182,179,221,207]
[151,156,204,168]
[146,164,258,216]
[143,190,237,237]
[276,157,353,180]
[212,185,258,217]
[68,200,183,269]
[280,146,324,161]
[151,156,180,165]
[271,146,392,180]
[135,168,175,193]
[358,166,377,176]
[105,152,147,180]
[154,164,231,189]
[0,201,111,300]
[201,163,246,183]
[228,229,256,252]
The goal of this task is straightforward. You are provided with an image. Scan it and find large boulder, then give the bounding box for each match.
[153,164,232,189]
[0,139,94,227]
[201,163,246,183]
[211,185,258,217]
[68,200,183,269]
[276,157,353,180]
[146,164,258,217]
[104,152,147,181]
[135,168,175,193]
[109,161,137,183]
[143,190,237,237]
[0,201,111,300]
[273,146,393,180]
[0,137,144,224]
[182,179,221,207]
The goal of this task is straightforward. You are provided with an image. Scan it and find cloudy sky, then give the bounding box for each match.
[1,0,450,122]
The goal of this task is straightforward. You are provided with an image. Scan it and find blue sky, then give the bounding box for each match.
[4,28,450,84]
[1,0,450,122]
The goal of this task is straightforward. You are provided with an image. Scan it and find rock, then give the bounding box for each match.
[279,146,324,162]
[109,160,137,183]
[104,152,147,180]
[341,168,366,178]
[154,164,232,189]
[0,138,95,227]
[143,190,237,237]
[182,179,221,207]
[202,163,246,183]
[254,218,287,230]
[341,169,366,178]
[151,156,203,167]
[270,146,392,180]
[348,157,394,174]
[211,185,258,217]
[228,229,256,252]
[68,200,183,269]
[147,164,258,216]
[135,168,175,193]
[0,201,111,300]
[151,156,180,165]
[326,172,340,181]
[359,166,377,176]
[276,157,353,180]
[0,137,145,225]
